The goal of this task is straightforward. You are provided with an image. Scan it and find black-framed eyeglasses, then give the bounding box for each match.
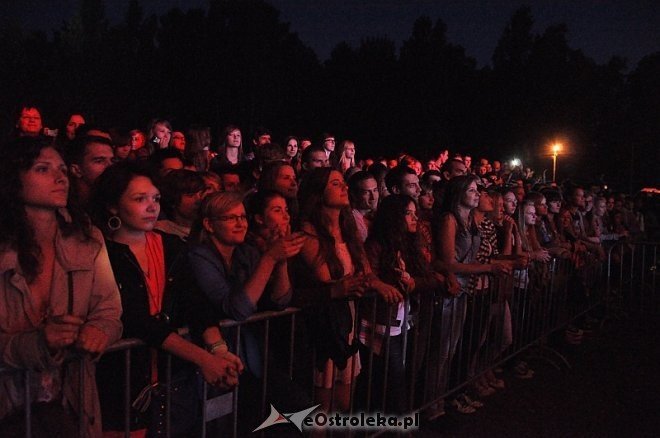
[211,214,248,223]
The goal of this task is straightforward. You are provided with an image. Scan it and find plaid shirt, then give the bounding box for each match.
[468,218,499,292]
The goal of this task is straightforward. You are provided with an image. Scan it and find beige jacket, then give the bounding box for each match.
[0,226,122,437]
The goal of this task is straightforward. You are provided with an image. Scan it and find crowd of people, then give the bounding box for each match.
[0,104,654,436]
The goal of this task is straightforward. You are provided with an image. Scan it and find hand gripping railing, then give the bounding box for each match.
[5,246,641,437]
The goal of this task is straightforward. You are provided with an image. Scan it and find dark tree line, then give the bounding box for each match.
[1,1,658,190]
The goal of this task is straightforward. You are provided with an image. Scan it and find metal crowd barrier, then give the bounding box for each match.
[7,243,658,437]
[605,241,660,321]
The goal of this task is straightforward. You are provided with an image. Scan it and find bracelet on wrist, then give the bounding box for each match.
[207,340,228,355]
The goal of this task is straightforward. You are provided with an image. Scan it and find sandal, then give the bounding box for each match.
[450,398,476,414]
[488,378,506,390]
[475,381,496,397]
[460,393,484,408]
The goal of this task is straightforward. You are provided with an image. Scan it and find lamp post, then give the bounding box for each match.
[552,143,561,182]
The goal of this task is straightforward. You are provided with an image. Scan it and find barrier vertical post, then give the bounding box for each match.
[79,356,85,438]
[24,371,31,438]
[123,349,131,438]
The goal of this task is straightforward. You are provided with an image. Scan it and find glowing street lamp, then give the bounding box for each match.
[551,143,562,182]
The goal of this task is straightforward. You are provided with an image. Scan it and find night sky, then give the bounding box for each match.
[2,0,659,68]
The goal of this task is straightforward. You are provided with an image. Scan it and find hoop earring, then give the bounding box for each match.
[107,216,122,231]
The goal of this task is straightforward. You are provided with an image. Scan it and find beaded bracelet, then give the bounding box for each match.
[207,340,228,355]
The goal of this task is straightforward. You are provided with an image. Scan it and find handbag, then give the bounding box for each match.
[130,369,201,437]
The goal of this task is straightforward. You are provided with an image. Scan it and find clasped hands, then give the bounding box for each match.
[201,349,244,390]
[43,314,109,356]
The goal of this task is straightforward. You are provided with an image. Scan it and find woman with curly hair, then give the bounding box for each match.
[358,194,438,413]
[0,137,122,437]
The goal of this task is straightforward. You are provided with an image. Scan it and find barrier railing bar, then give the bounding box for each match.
[123,348,131,438]
[7,243,660,438]
[165,352,172,438]
[24,371,31,438]
[260,318,270,434]
[231,325,241,438]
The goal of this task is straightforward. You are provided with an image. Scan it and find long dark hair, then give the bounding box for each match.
[366,194,428,279]
[437,174,480,233]
[0,137,92,282]
[298,167,364,279]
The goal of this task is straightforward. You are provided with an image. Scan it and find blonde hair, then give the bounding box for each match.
[194,191,244,243]
[337,140,356,172]
[517,200,538,251]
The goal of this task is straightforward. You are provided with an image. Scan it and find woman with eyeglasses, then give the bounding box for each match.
[90,161,242,436]
[189,191,306,321]
[188,191,307,433]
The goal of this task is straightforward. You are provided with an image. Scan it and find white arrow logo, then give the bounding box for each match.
[253,404,321,433]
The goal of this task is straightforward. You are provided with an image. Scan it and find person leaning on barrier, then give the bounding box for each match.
[189,191,306,322]
[429,175,512,417]
[189,190,309,433]
[233,190,318,433]
[89,161,242,436]
[0,137,122,437]
[292,167,401,413]
[357,194,441,414]
[468,187,524,398]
